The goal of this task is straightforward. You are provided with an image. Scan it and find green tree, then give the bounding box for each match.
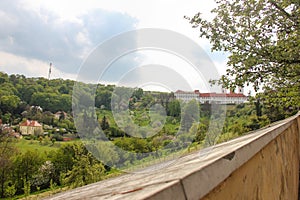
[31,161,55,190]
[51,145,75,184]
[62,143,105,188]
[95,88,112,110]
[0,72,8,84]
[190,122,207,143]
[100,116,110,131]
[187,0,300,119]
[0,129,16,198]
[132,88,143,100]
[1,113,11,124]
[13,150,44,193]
[166,100,181,117]
[0,95,21,113]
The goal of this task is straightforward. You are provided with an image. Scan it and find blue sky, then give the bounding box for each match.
[0,0,230,92]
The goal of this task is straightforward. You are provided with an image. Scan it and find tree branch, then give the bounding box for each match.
[268,0,296,23]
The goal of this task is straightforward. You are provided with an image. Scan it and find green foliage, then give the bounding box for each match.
[0,70,289,198]
[166,99,181,117]
[0,72,76,114]
[0,95,21,113]
[132,88,144,100]
[258,87,300,122]
[187,0,300,120]
[61,143,105,188]
[31,161,55,190]
[31,92,71,113]
[49,179,56,191]
[51,144,76,180]
[1,113,11,124]
[0,129,16,198]
[114,137,151,153]
[23,178,31,197]
[95,84,114,110]
[100,116,110,131]
[4,182,16,198]
[191,122,207,143]
[13,150,45,193]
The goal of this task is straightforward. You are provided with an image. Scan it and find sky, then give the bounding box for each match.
[0,0,232,93]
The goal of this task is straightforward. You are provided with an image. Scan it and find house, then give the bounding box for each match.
[175,89,248,104]
[0,121,22,139]
[19,120,43,135]
[54,111,68,120]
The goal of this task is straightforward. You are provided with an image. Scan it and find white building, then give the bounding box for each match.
[175,90,248,104]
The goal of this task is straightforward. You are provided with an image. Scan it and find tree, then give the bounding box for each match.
[61,143,105,188]
[0,129,17,198]
[190,122,207,143]
[0,72,8,84]
[13,150,44,193]
[95,87,113,110]
[31,161,55,190]
[0,95,21,114]
[187,0,300,119]
[100,116,110,131]
[31,92,71,113]
[51,145,75,184]
[166,100,181,117]
[132,88,143,100]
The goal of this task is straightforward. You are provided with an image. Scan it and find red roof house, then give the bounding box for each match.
[19,120,43,135]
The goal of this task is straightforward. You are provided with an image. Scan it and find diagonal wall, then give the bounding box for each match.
[201,114,300,200]
[44,113,300,200]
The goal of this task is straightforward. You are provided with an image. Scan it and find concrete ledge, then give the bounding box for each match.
[45,113,300,200]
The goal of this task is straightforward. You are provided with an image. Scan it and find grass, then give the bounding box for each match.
[12,185,70,200]
[15,138,80,155]
[15,139,58,155]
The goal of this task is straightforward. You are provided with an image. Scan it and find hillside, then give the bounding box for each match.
[0,71,287,198]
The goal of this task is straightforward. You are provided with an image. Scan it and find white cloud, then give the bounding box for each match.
[0,1,137,78]
[0,51,77,80]
[0,0,228,87]
[23,0,217,45]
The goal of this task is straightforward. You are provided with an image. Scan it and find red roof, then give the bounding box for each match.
[175,90,246,98]
[20,120,42,127]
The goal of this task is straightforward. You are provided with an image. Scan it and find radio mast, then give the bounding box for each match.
[48,62,52,80]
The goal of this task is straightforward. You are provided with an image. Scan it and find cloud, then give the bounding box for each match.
[0,0,229,92]
[0,51,77,79]
[0,1,138,75]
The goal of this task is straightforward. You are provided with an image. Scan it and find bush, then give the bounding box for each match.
[52,134,63,141]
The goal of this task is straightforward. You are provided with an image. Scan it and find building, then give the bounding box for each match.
[19,120,43,135]
[174,89,248,104]
[54,111,68,120]
[0,122,22,139]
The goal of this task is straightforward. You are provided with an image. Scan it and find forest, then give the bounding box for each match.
[0,70,295,198]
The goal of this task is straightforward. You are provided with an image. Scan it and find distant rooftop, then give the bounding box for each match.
[174,89,248,104]
[19,120,42,127]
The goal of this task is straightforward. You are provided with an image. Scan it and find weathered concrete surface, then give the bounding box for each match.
[202,116,300,200]
[44,113,300,200]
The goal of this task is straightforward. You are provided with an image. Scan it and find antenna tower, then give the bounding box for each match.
[48,62,52,80]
